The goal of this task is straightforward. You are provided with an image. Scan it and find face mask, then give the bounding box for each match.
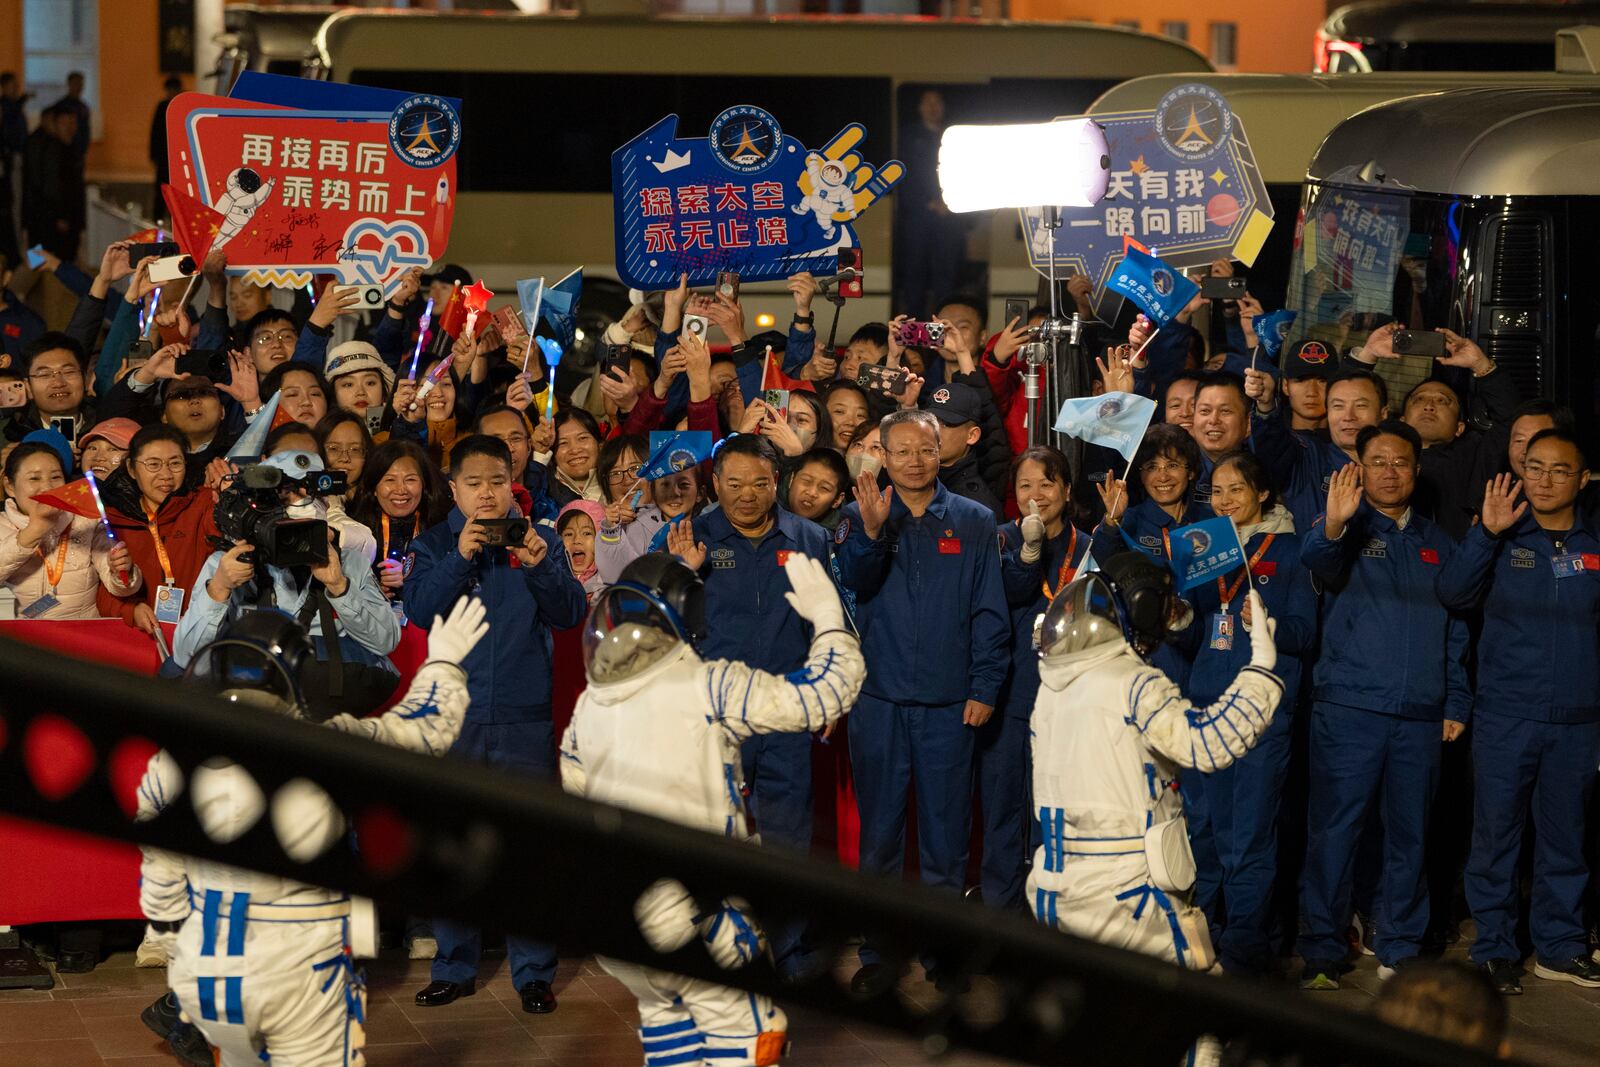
[847,453,882,481]
[793,426,816,451]
[286,498,322,520]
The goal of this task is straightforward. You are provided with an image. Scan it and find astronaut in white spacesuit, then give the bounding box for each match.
[791,153,857,241]
[136,595,489,1067]
[213,166,277,248]
[1028,551,1284,970]
[561,551,864,1067]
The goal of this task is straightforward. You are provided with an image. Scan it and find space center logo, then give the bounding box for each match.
[1151,268,1174,296]
[1097,397,1124,419]
[389,94,461,169]
[669,449,697,473]
[709,105,783,175]
[1180,527,1212,555]
[1154,83,1232,164]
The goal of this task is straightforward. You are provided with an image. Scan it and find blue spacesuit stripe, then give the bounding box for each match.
[648,1052,707,1066]
[227,892,251,956]
[703,1049,750,1059]
[200,890,222,957]
[642,1033,704,1053]
[1047,891,1058,927]
[1034,887,1044,921]
[224,976,244,1024]
[196,977,218,1021]
[640,1019,698,1037]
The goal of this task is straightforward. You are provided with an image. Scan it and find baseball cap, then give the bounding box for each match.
[79,417,140,451]
[1281,339,1338,381]
[257,449,325,478]
[923,382,982,427]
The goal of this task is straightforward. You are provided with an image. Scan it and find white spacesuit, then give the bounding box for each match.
[791,153,857,241]
[214,167,277,249]
[137,596,489,1067]
[561,552,864,1067]
[1027,554,1283,969]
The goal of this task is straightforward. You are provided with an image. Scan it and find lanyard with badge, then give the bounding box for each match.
[143,502,187,625]
[1040,527,1081,602]
[21,532,71,618]
[1210,534,1275,651]
[1550,533,1592,579]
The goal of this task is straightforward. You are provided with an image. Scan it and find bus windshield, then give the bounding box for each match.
[1286,180,1463,398]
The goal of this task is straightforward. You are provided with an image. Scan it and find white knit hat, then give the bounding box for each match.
[323,340,396,394]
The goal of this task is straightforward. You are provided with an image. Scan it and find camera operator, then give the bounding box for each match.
[172,450,399,713]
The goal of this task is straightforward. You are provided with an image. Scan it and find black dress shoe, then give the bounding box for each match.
[414,980,475,1007]
[849,963,896,998]
[55,949,96,973]
[520,980,558,1014]
[1483,959,1522,996]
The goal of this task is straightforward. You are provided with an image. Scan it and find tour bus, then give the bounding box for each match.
[304,8,1209,363]
[1315,1,1600,73]
[1286,85,1600,434]
[1073,52,1600,314]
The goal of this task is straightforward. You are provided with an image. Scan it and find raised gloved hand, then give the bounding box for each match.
[782,552,845,635]
[1020,500,1045,564]
[1246,589,1277,672]
[426,596,490,665]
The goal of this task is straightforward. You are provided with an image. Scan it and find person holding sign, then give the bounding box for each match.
[1437,431,1600,993]
[1296,421,1470,991]
[1172,450,1315,977]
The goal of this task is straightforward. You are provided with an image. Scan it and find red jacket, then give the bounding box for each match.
[980,333,1030,519]
[97,484,223,627]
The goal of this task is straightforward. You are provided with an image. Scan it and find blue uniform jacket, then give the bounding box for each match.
[1091,498,1206,688]
[403,508,587,724]
[998,521,1090,720]
[1176,528,1317,704]
[834,482,1009,708]
[1301,505,1471,722]
[0,291,44,365]
[1435,514,1600,723]
[1251,411,1349,532]
[694,504,830,675]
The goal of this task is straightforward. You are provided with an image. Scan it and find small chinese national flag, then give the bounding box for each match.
[161,184,228,262]
[761,347,814,394]
[34,479,100,520]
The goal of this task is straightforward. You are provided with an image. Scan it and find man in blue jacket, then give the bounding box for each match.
[834,408,1008,996]
[665,433,832,978]
[1438,429,1600,994]
[403,434,588,1015]
[1296,420,1470,990]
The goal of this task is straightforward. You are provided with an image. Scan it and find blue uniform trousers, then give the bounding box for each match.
[1186,706,1294,974]
[1297,703,1441,968]
[1467,713,1600,965]
[432,720,558,991]
[850,695,974,966]
[975,710,1030,914]
[741,731,815,976]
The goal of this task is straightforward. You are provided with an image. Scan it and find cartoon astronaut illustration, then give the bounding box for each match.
[791,153,858,241]
[214,167,277,248]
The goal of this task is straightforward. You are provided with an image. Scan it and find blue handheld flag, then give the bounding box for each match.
[1107,247,1199,328]
[1053,392,1157,463]
[1166,516,1246,593]
[227,391,283,461]
[640,431,714,482]
[1255,308,1297,362]
[541,268,583,351]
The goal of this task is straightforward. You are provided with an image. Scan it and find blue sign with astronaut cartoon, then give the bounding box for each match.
[611,107,904,290]
[1019,84,1274,317]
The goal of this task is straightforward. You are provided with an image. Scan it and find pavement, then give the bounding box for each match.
[1,937,1598,1065]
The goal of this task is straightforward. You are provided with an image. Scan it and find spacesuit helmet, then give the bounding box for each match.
[583,552,706,684]
[184,608,314,719]
[1038,552,1191,659]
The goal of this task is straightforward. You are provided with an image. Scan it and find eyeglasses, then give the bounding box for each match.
[324,445,366,460]
[1140,459,1189,476]
[29,366,81,382]
[252,329,298,347]
[887,447,940,461]
[137,459,186,475]
[1523,463,1580,483]
[1362,458,1415,472]
[606,463,644,484]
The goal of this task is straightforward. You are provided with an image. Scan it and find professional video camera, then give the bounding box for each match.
[213,457,348,568]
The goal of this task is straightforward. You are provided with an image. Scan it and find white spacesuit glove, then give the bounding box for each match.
[1020,500,1045,564]
[1245,589,1277,671]
[425,596,490,665]
[782,553,845,635]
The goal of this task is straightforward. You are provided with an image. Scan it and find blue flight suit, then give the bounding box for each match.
[1090,498,1202,690]
[1174,525,1316,975]
[0,288,44,365]
[1436,515,1600,967]
[988,521,1090,913]
[1252,410,1350,533]
[404,508,588,993]
[1296,505,1470,971]
[834,482,1008,967]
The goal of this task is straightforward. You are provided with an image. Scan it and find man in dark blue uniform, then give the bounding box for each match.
[927,381,1003,522]
[1296,421,1470,990]
[834,408,1008,995]
[665,433,832,978]
[1438,430,1600,994]
[403,435,588,1014]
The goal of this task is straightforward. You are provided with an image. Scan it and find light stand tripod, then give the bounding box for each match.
[1020,207,1093,469]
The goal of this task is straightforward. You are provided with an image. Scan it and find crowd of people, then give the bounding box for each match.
[4,193,1597,1060]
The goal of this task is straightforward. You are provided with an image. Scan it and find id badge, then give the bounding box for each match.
[20,593,60,619]
[1552,553,1587,579]
[154,584,185,625]
[1209,612,1234,651]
